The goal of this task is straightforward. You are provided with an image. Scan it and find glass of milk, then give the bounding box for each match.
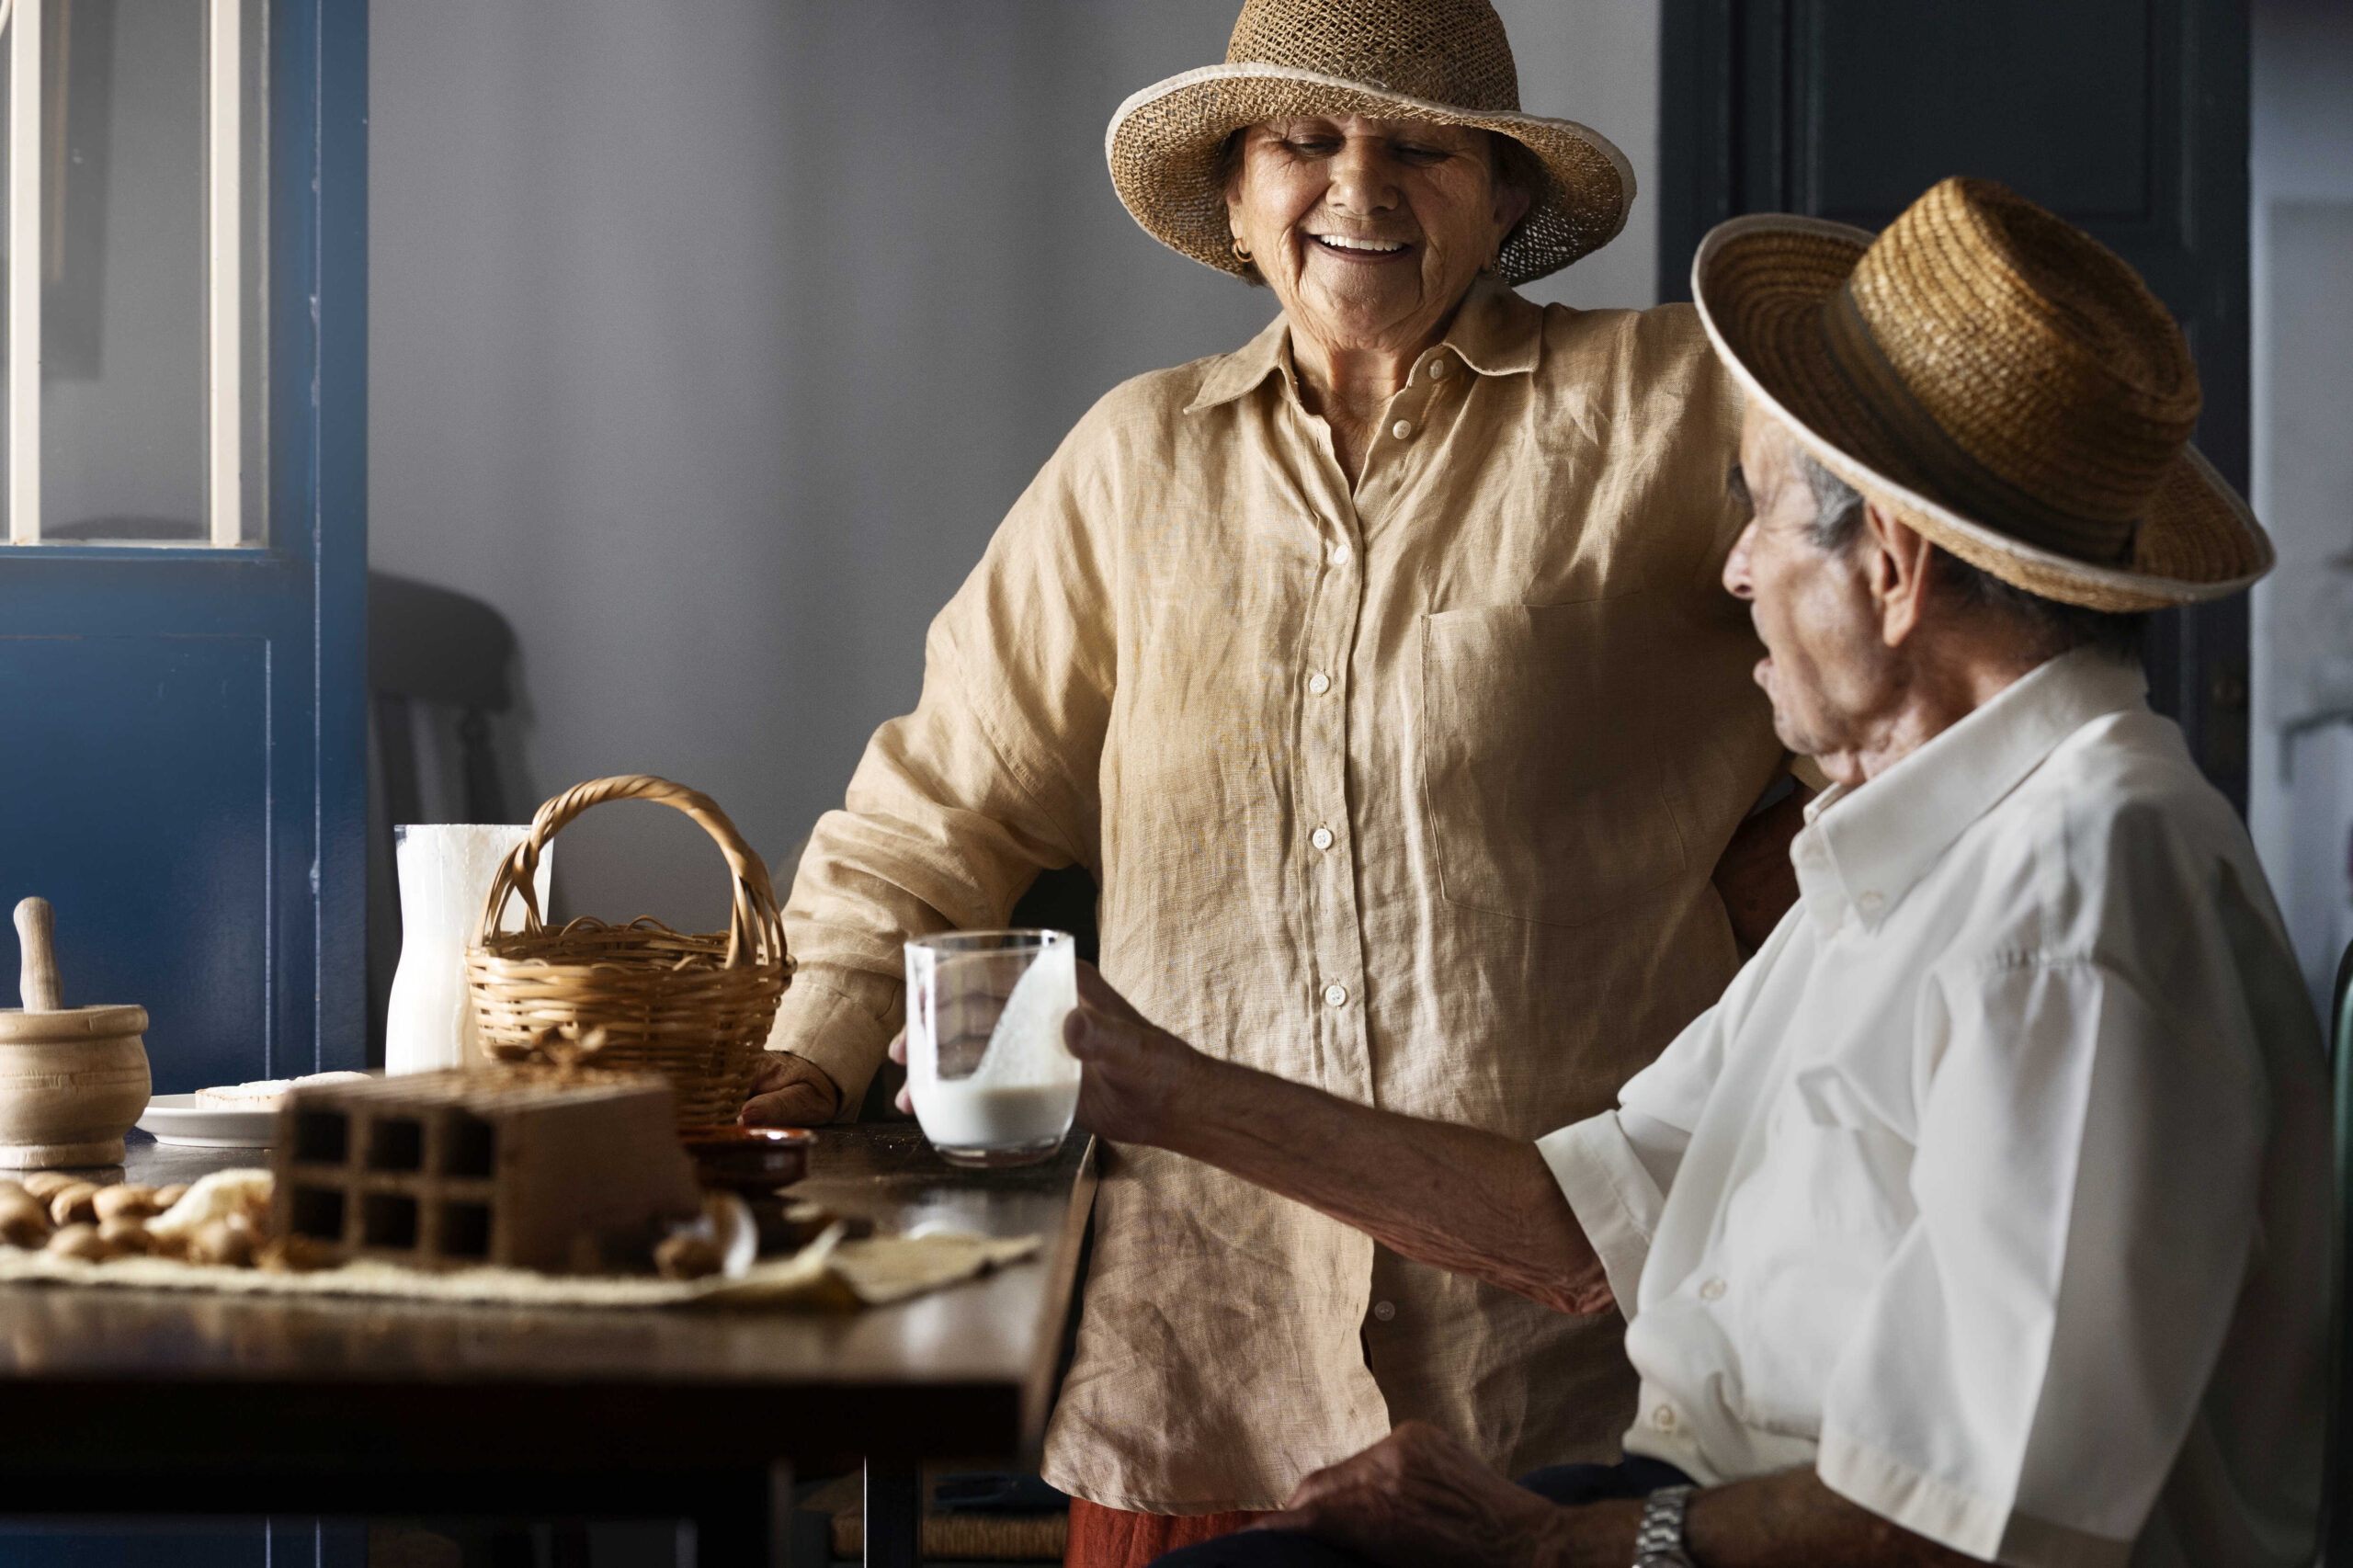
[904,929,1080,1167]
[384,824,549,1075]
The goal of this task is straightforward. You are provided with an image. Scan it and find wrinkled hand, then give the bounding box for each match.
[740,1051,842,1127]
[1253,1423,1573,1568]
[889,963,1208,1148]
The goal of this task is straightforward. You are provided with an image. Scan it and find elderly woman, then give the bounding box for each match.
[745,0,1798,1560]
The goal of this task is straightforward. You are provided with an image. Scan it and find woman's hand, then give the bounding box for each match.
[740,1051,844,1127]
[885,962,1211,1149]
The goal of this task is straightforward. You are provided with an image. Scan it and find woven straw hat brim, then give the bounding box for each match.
[1106,63,1633,286]
[1692,213,2273,613]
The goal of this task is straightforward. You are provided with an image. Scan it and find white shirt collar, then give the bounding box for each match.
[1791,649,2151,934]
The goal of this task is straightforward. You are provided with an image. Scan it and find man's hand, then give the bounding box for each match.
[1254,1423,1605,1568]
[885,964,1211,1145]
[740,1051,843,1127]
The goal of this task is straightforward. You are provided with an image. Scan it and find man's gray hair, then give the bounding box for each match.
[1788,446,2148,660]
[1793,448,1867,554]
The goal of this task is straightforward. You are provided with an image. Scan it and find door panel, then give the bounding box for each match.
[0,633,270,1089]
[0,0,365,1561]
[1660,0,2253,811]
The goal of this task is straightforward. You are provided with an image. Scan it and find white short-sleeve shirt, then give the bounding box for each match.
[1539,651,2331,1568]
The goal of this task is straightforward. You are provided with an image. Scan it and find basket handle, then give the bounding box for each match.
[473,775,785,970]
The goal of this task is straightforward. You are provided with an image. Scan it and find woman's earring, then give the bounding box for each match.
[1232,234,1254,263]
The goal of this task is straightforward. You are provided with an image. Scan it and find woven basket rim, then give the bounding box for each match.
[1690,210,2273,613]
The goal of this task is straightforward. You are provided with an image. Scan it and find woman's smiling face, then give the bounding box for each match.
[1226,116,1529,362]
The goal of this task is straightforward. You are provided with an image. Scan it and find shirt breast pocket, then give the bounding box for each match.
[1417,595,1689,927]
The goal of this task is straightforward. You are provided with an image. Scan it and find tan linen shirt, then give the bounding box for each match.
[773,278,1785,1511]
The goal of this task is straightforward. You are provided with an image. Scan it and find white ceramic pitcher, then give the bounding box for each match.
[384,824,550,1074]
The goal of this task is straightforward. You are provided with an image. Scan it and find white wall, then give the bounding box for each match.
[369,0,1663,930]
[2248,0,2353,1013]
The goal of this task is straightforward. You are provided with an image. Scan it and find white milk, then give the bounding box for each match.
[910,937,1079,1152]
[910,1081,1080,1150]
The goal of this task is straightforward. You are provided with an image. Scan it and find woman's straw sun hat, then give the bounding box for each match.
[1107,0,1634,287]
[1693,176,2272,613]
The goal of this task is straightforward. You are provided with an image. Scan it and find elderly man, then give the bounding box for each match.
[979,178,2327,1567]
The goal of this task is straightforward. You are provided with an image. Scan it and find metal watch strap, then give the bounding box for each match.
[1631,1483,1698,1568]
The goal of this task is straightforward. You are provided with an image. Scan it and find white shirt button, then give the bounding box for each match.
[1307,672,1331,696]
[1371,1300,1396,1323]
[1324,983,1348,1007]
[1699,1277,1727,1301]
[1330,541,1353,565]
[1310,826,1335,851]
[1857,890,1885,914]
[1428,356,1451,379]
[1391,419,1413,440]
[1654,1403,1678,1432]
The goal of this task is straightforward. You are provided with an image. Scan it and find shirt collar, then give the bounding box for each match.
[1792,649,2152,934]
[1183,275,1543,415]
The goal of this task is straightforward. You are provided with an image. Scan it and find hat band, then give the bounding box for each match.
[1820,281,2138,566]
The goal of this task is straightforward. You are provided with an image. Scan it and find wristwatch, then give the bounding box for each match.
[1631,1483,1698,1568]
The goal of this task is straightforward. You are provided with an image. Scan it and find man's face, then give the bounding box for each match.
[1721,406,1902,771]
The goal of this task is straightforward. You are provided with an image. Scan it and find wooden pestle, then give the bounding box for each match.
[13,897,60,1012]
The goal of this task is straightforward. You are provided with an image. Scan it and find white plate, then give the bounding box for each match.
[136,1095,277,1149]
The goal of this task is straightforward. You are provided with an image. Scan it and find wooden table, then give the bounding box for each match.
[0,1125,1097,1567]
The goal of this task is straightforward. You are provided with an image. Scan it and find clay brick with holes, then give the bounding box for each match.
[269,1070,701,1273]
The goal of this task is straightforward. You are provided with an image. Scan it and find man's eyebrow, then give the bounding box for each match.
[1727,464,1752,510]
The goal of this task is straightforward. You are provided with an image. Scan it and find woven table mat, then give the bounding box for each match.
[0,1225,1040,1312]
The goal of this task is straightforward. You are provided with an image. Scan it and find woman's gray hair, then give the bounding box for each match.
[1788,446,2148,659]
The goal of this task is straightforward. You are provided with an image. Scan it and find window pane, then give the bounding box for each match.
[4,0,266,546]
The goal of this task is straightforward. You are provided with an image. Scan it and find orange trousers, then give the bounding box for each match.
[1065,1499,1271,1568]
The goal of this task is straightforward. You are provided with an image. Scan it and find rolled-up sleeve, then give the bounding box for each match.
[768,407,1120,1110]
[1536,1003,1726,1320]
[1814,956,2265,1567]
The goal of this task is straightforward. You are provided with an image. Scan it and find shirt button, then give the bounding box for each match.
[1654,1403,1677,1432]
[1371,1300,1396,1323]
[1391,419,1413,440]
[1329,541,1353,565]
[1857,890,1885,914]
[1310,826,1335,851]
[1428,357,1451,379]
[1699,1278,1726,1301]
[1307,672,1331,696]
[1324,983,1348,1007]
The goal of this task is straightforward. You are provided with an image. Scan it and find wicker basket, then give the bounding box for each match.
[464,775,790,1128]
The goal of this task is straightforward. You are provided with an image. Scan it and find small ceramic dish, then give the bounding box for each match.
[677,1124,813,1191]
[136,1095,276,1149]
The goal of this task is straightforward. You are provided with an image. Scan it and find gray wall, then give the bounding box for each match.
[2248,0,2353,1009]
[368,0,1662,931]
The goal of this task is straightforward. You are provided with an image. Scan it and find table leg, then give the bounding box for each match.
[863,1460,920,1568]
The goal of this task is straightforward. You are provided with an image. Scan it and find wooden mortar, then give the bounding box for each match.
[0,898,152,1169]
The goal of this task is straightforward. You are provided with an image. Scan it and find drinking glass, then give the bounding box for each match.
[384,824,550,1075]
[904,929,1080,1167]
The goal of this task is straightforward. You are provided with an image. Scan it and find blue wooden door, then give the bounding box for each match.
[0,0,365,1562]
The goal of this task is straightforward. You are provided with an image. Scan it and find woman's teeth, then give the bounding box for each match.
[1313,234,1407,253]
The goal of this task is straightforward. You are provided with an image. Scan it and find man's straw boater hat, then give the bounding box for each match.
[1694,176,2272,612]
[1105,0,1634,286]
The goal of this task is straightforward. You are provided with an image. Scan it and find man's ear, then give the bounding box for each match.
[1492,179,1532,238]
[1859,501,1937,648]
